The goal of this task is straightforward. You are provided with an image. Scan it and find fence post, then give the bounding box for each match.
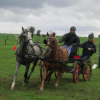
[17,40,18,44]
[7,34,8,40]
[98,43,100,68]
[5,39,6,45]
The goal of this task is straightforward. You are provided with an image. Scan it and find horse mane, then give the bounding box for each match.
[17,27,35,44]
[50,32,58,46]
[54,34,58,42]
[17,32,23,44]
[54,35,58,47]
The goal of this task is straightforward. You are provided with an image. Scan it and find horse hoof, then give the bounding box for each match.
[26,77,30,83]
[10,87,14,90]
[22,83,26,86]
[39,89,43,92]
[55,84,58,88]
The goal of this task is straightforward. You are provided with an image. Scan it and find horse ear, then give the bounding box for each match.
[47,32,49,36]
[53,32,55,37]
[27,26,30,31]
[22,27,24,32]
[43,39,47,44]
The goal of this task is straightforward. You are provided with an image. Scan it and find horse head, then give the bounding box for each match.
[43,32,58,53]
[19,27,34,45]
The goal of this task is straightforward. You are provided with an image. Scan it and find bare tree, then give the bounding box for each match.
[37,30,41,41]
[30,26,35,34]
[36,30,41,36]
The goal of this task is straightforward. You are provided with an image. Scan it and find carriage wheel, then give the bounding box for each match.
[83,63,92,81]
[73,61,80,83]
[40,65,50,80]
[40,65,43,79]
[54,72,63,79]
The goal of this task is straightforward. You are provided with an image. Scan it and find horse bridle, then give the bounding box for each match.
[47,37,56,49]
[45,37,64,60]
[22,31,33,45]
[20,31,36,57]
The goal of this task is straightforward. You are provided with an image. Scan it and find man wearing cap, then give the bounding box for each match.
[59,26,80,57]
[80,33,96,60]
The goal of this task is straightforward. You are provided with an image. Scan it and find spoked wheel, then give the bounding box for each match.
[40,65,50,80]
[40,65,43,79]
[83,63,92,81]
[54,72,63,79]
[73,61,80,83]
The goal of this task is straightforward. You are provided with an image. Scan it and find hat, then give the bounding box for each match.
[88,34,94,39]
[70,26,76,31]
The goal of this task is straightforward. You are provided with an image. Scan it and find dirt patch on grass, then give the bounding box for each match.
[0,93,7,99]
[77,89,85,92]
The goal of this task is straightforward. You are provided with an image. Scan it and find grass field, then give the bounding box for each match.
[0,33,100,100]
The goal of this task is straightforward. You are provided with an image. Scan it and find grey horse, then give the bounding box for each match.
[11,27,43,90]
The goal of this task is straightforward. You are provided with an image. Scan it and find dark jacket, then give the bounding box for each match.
[80,41,96,56]
[61,33,80,46]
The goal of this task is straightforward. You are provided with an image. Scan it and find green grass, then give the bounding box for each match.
[0,33,100,100]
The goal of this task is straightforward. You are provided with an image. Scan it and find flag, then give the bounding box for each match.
[12,45,16,50]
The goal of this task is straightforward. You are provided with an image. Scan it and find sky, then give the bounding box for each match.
[0,0,100,37]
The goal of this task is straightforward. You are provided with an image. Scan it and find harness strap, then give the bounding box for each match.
[47,37,56,49]
[47,44,53,49]
[58,46,64,60]
[16,42,43,58]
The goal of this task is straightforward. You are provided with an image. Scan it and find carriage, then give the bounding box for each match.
[39,47,92,83]
[11,28,92,91]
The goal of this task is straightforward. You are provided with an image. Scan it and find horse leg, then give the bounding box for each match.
[26,59,38,83]
[11,61,20,90]
[46,71,53,82]
[23,64,30,86]
[55,72,61,88]
[39,66,47,92]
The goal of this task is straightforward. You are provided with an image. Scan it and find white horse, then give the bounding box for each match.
[11,27,43,90]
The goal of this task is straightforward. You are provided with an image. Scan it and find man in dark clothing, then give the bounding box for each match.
[80,34,96,60]
[59,26,80,57]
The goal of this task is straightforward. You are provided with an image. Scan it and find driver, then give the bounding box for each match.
[79,33,96,60]
[59,26,80,57]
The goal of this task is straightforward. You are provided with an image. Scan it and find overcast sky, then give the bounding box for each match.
[0,0,100,37]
